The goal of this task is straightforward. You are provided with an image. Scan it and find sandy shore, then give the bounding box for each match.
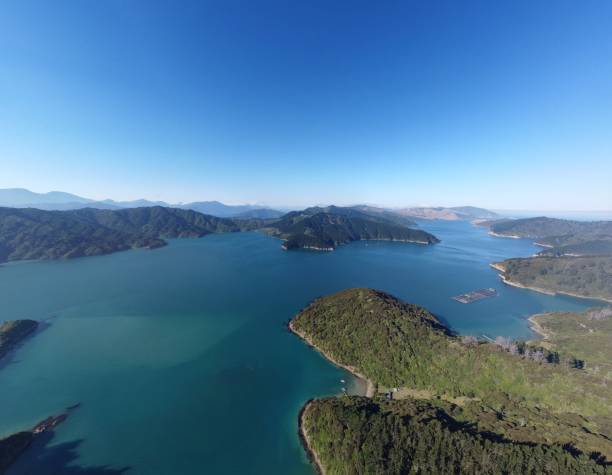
[527,314,551,340]
[290,318,376,475]
[288,320,375,398]
[298,401,325,475]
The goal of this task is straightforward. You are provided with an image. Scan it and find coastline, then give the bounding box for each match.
[490,263,612,304]
[290,315,376,475]
[527,314,551,340]
[288,320,375,398]
[298,401,325,475]
[282,237,436,252]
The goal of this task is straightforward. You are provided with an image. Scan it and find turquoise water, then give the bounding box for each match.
[0,221,596,474]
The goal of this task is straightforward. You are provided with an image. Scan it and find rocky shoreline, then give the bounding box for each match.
[297,401,325,475]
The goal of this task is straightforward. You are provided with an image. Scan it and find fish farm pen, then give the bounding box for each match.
[452,288,498,304]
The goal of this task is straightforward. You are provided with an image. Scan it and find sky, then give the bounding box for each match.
[1,0,611,210]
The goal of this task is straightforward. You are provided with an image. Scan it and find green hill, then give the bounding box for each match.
[489,217,612,257]
[493,256,612,302]
[0,206,241,263]
[291,288,612,473]
[490,217,612,241]
[264,206,439,251]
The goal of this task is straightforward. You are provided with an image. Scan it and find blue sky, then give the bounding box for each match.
[1,0,611,210]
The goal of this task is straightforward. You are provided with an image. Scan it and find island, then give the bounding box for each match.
[262,206,439,251]
[290,288,612,474]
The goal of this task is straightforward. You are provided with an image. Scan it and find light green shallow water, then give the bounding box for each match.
[0,221,594,474]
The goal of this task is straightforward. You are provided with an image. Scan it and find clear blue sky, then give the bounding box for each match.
[1,0,611,210]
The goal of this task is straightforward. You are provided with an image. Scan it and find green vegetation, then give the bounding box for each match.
[495,256,612,302]
[292,288,612,473]
[489,217,612,257]
[0,319,38,360]
[0,206,242,263]
[0,205,437,261]
[486,217,612,302]
[530,308,612,381]
[264,206,439,250]
[303,397,608,475]
[490,217,612,241]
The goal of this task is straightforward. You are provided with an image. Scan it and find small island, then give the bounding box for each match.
[290,288,612,474]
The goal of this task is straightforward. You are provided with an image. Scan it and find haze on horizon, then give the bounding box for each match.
[1,0,611,211]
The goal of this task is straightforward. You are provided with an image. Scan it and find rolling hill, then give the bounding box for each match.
[0,206,240,263]
[291,288,612,474]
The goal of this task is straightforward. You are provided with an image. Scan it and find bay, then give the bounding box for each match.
[0,221,595,474]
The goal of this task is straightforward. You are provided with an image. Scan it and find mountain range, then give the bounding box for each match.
[0,188,284,218]
[0,189,500,223]
[391,205,499,220]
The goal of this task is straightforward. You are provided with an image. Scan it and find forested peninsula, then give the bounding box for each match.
[0,206,247,263]
[291,288,612,474]
[263,206,439,251]
[480,217,612,302]
[0,205,439,263]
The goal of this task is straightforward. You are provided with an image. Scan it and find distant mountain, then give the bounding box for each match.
[100,198,169,208]
[0,188,95,210]
[263,206,439,251]
[233,208,285,219]
[176,201,281,218]
[0,188,282,218]
[393,206,498,221]
[0,206,240,263]
[448,206,500,219]
[349,205,417,226]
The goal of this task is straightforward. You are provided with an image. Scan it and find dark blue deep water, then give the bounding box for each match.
[0,221,595,474]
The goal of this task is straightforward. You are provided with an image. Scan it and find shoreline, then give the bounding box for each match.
[288,320,375,397]
[298,401,325,475]
[282,237,437,252]
[527,314,551,340]
[490,263,612,304]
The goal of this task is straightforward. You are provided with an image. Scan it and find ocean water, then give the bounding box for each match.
[0,221,596,474]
